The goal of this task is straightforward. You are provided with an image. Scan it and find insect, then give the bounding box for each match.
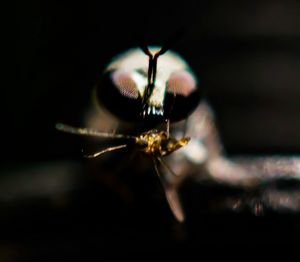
[56,45,300,222]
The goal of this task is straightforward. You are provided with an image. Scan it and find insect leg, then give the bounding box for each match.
[153,157,185,222]
[55,123,136,140]
[166,119,170,139]
[83,144,128,159]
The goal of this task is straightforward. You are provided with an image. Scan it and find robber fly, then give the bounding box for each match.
[56,45,300,222]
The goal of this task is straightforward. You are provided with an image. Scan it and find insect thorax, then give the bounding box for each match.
[135,130,190,157]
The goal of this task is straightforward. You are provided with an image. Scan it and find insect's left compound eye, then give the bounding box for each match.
[164,71,201,122]
[96,69,144,121]
[111,71,139,99]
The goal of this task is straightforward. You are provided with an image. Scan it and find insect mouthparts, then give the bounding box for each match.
[142,105,164,118]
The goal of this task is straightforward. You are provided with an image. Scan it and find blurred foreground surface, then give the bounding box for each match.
[0,160,300,260]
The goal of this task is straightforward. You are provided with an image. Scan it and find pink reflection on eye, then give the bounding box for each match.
[112,71,139,99]
[167,71,196,97]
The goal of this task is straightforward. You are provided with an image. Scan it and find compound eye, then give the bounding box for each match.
[112,70,139,99]
[97,70,143,122]
[164,70,201,122]
[167,71,197,96]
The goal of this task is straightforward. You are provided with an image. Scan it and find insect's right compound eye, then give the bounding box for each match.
[96,70,143,121]
[164,70,201,122]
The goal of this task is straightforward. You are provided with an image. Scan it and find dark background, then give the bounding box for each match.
[5,0,300,260]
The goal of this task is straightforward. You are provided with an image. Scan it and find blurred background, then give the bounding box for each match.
[6,0,300,260]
